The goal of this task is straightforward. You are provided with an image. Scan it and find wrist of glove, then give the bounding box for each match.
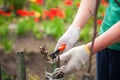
[55,25,80,53]
[59,45,90,74]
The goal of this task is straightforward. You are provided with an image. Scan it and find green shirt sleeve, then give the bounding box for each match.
[99,0,120,50]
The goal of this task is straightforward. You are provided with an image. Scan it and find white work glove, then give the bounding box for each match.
[59,45,90,74]
[55,25,80,53]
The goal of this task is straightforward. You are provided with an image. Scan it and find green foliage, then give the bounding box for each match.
[0,26,8,37]
[30,3,43,13]
[0,15,12,25]
[0,28,12,51]
[32,24,42,39]
[45,0,61,9]
[16,18,34,36]
[65,6,75,23]
[1,69,12,80]
[43,18,65,40]
[0,39,12,52]
[0,16,12,52]
[80,26,92,43]
[16,18,42,39]
[10,0,26,12]
[0,0,3,4]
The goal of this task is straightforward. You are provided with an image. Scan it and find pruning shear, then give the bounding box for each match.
[48,44,66,79]
[49,44,66,60]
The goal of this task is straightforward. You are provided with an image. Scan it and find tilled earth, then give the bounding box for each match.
[0,35,96,80]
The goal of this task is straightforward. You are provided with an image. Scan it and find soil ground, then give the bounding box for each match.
[0,34,96,80]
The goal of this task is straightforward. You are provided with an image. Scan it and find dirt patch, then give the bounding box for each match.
[0,34,96,80]
[13,34,57,53]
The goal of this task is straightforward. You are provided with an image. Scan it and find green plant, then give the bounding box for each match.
[64,6,76,23]
[80,26,92,43]
[45,0,61,9]
[32,24,42,39]
[0,24,12,52]
[0,15,13,52]
[30,3,43,13]
[0,38,12,52]
[1,69,12,80]
[80,18,94,43]
[16,17,42,39]
[43,17,65,40]
[16,18,34,36]
[11,0,26,13]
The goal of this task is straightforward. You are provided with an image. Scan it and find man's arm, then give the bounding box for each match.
[87,21,120,54]
[72,0,96,29]
[54,21,120,74]
[55,0,97,52]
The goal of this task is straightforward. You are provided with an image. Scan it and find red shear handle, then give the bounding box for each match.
[58,44,66,52]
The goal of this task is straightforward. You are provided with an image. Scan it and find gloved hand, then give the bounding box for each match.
[58,45,90,74]
[55,25,80,53]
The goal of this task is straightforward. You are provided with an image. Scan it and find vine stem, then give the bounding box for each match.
[0,63,2,80]
[87,0,100,73]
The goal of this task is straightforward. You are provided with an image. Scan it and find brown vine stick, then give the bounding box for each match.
[0,63,2,80]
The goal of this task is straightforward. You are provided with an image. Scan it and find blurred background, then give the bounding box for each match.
[0,0,108,80]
